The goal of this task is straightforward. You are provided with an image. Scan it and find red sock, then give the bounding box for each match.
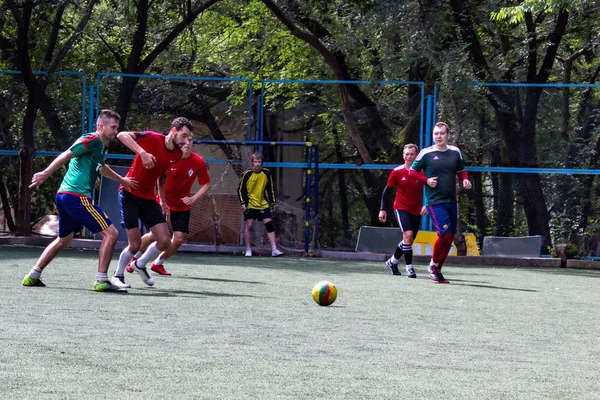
[438,236,454,271]
[433,232,453,267]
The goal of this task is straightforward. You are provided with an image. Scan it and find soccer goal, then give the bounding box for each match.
[185,140,318,254]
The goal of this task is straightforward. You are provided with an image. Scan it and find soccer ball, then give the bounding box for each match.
[311,281,337,306]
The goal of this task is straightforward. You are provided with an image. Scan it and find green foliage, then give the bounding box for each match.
[491,0,577,24]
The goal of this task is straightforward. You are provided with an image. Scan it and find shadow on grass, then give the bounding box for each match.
[126,288,257,298]
[451,282,538,292]
[173,276,264,285]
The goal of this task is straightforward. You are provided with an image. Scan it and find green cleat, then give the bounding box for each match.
[93,280,123,292]
[23,275,46,287]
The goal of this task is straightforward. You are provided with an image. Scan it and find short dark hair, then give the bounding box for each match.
[171,117,193,132]
[435,121,449,133]
[97,109,120,126]
[251,152,263,162]
[403,143,419,153]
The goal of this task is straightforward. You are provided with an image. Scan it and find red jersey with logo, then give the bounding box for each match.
[386,165,425,215]
[119,131,183,200]
[163,152,210,211]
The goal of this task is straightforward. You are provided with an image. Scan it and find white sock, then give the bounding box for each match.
[29,266,42,280]
[96,272,108,282]
[153,256,165,266]
[272,245,277,251]
[115,248,134,276]
[134,251,142,259]
[390,256,399,264]
[136,242,162,268]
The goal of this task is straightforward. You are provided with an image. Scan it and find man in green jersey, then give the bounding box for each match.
[23,109,137,291]
[410,122,472,284]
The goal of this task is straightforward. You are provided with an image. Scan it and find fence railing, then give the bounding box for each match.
[3,74,600,257]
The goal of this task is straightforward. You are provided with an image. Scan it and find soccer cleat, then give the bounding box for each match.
[244,249,252,257]
[133,261,154,286]
[125,257,136,274]
[23,275,46,287]
[385,258,401,276]
[437,272,450,284]
[151,264,171,276]
[406,265,417,279]
[272,249,284,257]
[93,280,123,292]
[428,264,448,283]
[111,274,131,289]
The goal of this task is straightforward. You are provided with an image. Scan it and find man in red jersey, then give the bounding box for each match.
[379,144,427,278]
[110,117,193,289]
[126,140,211,276]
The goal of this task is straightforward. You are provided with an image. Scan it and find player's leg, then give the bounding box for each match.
[131,199,170,285]
[402,213,422,278]
[244,210,256,256]
[150,210,189,276]
[385,209,406,275]
[437,203,458,274]
[111,190,141,288]
[262,208,283,256]
[23,193,78,287]
[68,196,122,291]
[23,235,74,287]
[427,204,452,284]
[126,231,155,273]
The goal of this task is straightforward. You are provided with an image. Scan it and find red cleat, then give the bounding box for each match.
[150,264,171,276]
[125,257,136,273]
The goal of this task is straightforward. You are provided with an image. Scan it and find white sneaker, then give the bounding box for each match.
[272,249,284,257]
[111,275,131,289]
[133,261,154,286]
[245,249,252,257]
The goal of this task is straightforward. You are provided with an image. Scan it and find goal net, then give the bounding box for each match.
[185,140,314,254]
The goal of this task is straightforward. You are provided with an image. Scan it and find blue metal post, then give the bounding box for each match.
[425,95,433,147]
[247,79,253,141]
[304,145,313,254]
[87,85,95,133]
[433,83,439,124]
[313,144,319,251]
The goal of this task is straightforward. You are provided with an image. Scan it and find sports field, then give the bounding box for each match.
[1,245,598,399]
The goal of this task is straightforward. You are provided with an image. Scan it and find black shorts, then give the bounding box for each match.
[169,210,190,234]
[244,207,271,221]
[394,209,421,236]
[119,189,166,230]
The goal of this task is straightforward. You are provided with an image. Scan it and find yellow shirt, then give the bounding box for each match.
[238,168,275,210]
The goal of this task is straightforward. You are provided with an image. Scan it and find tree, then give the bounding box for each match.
[448,0,574,252]
[2,0,98,235]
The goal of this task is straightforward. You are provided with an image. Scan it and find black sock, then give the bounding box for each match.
[393,242,404,260]
[402,243,413,265]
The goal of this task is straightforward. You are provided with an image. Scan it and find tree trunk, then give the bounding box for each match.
[17,94,39,235]
[0,170,16,232]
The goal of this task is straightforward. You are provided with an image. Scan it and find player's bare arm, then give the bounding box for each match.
[99,165,138,190]
[117,131,156,169]
[156,175,170,221]
[29,150,75,189]
[182,182,212,206]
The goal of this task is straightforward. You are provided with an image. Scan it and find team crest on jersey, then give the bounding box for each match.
[188,169,194,177]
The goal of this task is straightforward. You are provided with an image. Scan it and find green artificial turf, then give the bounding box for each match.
[0,245,598,399]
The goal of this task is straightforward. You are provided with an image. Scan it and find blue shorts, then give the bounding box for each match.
[427,203,458,236]
[56,193,112,238]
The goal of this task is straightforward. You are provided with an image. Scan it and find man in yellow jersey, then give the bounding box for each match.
[237,152,284,257]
